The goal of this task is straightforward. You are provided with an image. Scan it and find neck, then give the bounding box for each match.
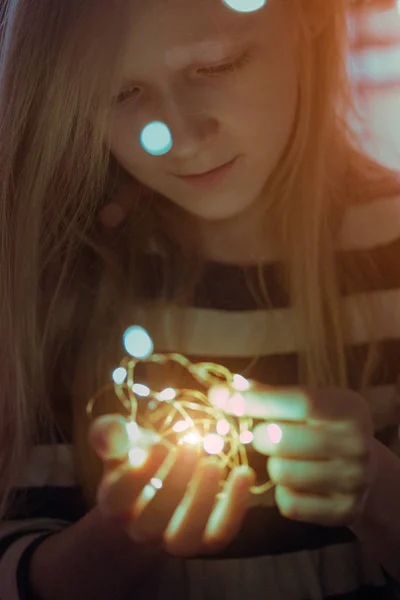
[196,199,280,267]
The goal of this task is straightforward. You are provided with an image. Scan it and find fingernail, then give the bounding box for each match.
[209,386,231,408]
[227,393,246,416]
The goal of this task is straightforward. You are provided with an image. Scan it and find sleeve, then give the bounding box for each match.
[0,518,71,600]
[382,568,400,600]
[0,442,85,600]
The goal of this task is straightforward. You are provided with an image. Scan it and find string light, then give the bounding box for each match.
[86,326,277,498]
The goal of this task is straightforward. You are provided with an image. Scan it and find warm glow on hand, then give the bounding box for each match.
[87,326,275,498]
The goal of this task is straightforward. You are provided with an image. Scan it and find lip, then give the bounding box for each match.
[176,157,238,188]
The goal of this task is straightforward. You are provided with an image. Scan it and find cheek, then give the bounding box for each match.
[237,62,298,163]
[268,67,298,148]
[109,123,152,184]
[261,50,299,127]
[109,119,138,166]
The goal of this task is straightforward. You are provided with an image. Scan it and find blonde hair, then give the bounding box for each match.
[0,0,398,516]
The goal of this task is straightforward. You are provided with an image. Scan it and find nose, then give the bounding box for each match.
[159,92,219,160]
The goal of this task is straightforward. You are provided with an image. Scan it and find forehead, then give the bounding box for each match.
[126,0,263,68]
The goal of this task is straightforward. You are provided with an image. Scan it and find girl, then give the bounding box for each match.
[0,0,400,598]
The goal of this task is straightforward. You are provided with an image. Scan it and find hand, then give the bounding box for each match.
[209,385,378,527]
[89,415,255,557]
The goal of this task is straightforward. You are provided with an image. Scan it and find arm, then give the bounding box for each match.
[349,437,400,584]
[28,506,165,600]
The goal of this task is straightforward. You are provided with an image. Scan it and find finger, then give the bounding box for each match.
[130,446,200,540]
[267,456,370,495]
[208,386,307,421]
[163,459,225,557]
[275,484,360,526]
[90,415,161,474]
[89,415,130,463]
[209,386,366,424]
[97,444,168,522]
[203,465,255,550]
[252,421,368,459]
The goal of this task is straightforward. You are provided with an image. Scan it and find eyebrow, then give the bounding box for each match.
[120,38,237,86]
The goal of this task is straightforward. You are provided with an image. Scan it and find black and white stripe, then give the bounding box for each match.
[2,196,400,599]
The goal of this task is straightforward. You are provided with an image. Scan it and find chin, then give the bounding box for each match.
[172,194,258,222]
[180,205,247,222]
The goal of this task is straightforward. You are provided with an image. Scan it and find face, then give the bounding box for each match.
[108,0,299,222]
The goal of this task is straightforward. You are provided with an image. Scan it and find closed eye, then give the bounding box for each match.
[198,53,251,76]
[114,52,252,106]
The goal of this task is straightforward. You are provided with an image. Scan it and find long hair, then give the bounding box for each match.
[0,0,398,515]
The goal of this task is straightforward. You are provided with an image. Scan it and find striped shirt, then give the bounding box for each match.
[2,195,400,599]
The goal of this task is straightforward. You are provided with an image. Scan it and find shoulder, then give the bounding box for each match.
[337,157,400,251]
[338,192,400,251]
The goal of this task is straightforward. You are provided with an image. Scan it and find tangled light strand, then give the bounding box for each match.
[86,326,276,497]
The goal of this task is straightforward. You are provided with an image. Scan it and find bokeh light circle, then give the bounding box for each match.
[140,121,173,156]
[222,0,267,13]
[203,433,225,455]
[266,423,282,444]
[112,367,127,384]
[123,326,154,359]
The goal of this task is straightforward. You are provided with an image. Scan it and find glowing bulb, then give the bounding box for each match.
[128,447,148,467]
[228,392,246,417]
[150,477,163,490]
[132,383,150,397]
[182,432,201,445]
[232,374,250,391]
[222,0,267,13]
[158,387,176,401]
[140,121,173,156]
[209,386,231,409]
[203,433,224,455]
[173,420,191,433]
[126,421,140,443]
[112,367,127,384]
[216,419,230,436]
[239,430,253,444]
[141,483,157,502]
[126,421,160,447]
[266,423,282,444]
[123,326,153,359]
